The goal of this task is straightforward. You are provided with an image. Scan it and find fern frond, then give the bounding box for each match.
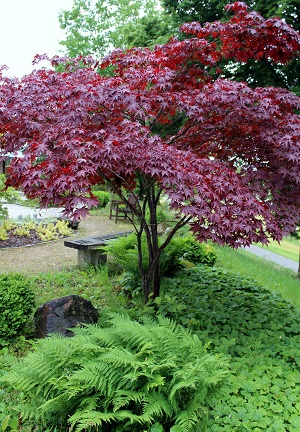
[3,313,228,431]
[69,409,117,432]
[73,323,118,348]
[142,391,173,420]
[112,389,145,411]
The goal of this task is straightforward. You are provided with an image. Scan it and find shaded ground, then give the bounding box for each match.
[0,214,131,275]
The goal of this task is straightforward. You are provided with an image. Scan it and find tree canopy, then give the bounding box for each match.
[1,2,300,300]
[58,0,174,58]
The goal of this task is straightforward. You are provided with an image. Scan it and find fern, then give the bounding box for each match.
[1,313,228,431]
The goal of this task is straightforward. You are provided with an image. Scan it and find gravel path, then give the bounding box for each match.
[0,213,130,275]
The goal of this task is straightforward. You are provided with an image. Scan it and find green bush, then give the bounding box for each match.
[0,174,19,204]
[104,233,216,293]
[167,236,216,267]
[0,314,228,431]
[0,274,35,346]
[0,175,20,221]
[92,190,110,208]
[151,267,300,431]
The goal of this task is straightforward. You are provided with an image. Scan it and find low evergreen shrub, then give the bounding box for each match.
[0,219,73,244]
[0,274,35,346]
[0,314,228,431]
[167,236,216,267]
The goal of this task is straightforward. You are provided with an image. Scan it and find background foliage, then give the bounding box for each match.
[59,0,300,93]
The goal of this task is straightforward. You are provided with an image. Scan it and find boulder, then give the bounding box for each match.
[34,295,98,338]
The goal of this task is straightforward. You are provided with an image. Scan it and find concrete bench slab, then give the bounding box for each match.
[64,231,133,266]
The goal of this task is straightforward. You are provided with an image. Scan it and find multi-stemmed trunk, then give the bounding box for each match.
[135,177,190,302]
[107,174,190,302]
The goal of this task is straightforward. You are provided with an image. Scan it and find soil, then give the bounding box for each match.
[0,214,131,275]
[0,230,43,249]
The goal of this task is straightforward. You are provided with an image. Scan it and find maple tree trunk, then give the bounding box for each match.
[138,180,162,302]
[137,178,192,302]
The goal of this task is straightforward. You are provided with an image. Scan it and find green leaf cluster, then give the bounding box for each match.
[0,274,35,346]
[0,314,228,431]
[150,266,300,430]
[104,233,216,293]
[92,190,110,209]
[0,174,20,221]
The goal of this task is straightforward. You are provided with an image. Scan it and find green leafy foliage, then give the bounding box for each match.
[169,236,216,267]
[0,174,19,221]
[0,274,35,346]
[0,314,228,431]
[104,233,216,293]
[92,190,110,208]
[149,266,300,430]
[58,0,174,58]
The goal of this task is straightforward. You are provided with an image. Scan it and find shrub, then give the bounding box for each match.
[13,225,30,237]
[0,314,228,431]
[92,190,110,208]
[104,233,216,294]
[35,220,72,241]
[167,235,216,267]
[0,226,8,241]
[0,174,20,221]
[0,274,35,346]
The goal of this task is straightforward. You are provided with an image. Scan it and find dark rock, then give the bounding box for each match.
[34,295,98,338]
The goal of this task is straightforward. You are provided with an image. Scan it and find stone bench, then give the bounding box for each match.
[64,231,133,266]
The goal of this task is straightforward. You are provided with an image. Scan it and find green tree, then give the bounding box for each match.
[59,0,174,58]
[163,0,299,30]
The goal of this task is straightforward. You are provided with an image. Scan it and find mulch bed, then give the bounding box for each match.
[0,231,44,248]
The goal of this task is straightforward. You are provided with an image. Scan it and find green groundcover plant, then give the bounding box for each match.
[0,314,228,432]
[1,265,300,431]
[147,266,300,431]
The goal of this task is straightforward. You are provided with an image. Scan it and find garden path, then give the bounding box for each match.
[245,245,298,273]
[0,214,130,275]
[0,212,298,275]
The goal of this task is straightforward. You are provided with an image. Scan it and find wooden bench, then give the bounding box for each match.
[64,231,133,266]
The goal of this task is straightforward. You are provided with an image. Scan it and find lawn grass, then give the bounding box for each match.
[215,245,300,308]
[31,265,125,311]
[257,236,299,262]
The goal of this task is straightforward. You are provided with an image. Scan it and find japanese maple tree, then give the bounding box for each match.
[0,2,300,301]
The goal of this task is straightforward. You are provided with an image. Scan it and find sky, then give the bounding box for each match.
[0,0,74,78]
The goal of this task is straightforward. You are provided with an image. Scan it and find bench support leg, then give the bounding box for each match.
[78,249,107,267]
